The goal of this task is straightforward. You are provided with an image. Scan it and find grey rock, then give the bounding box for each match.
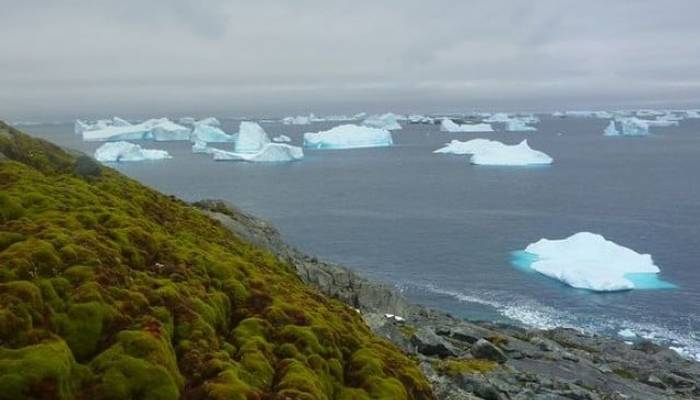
[471,339,507,364]
[73,154,101,178]
[412,327,459,357]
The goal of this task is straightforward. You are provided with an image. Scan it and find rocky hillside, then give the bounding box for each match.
[195,202,700,400]
[0,122,433,400]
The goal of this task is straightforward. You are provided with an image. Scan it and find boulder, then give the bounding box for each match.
[412,327,459,357]
[471,339,507,364]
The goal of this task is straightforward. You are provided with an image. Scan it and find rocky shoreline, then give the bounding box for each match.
[195,199,700,400]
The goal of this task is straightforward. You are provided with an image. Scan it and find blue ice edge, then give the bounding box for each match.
[510,250,677,291]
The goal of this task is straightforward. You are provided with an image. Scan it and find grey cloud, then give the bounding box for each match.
[1,0,699,119]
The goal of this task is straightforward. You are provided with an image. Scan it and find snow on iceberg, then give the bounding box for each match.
[212,143,303,162]
[470,140,552,166]
[505,119,537,132]
[191,124,235,143]
[303,124,393,149]
[94,141,171,162]
[273,135,291,143]
[434,139,552,166]
[604,121,620,136]
[235,121,270,153]
[515,232,675,292]
[440,118,493,133]
[362,113,403,130]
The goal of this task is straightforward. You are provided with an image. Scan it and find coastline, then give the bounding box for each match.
[194,199,700,399]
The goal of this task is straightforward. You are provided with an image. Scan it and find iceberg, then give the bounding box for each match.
[434,139,552,166]
[482,113,512,123]
[604,121,620,136]
[192,140,215,154]
[80,118,191,142]
[362,113,403,130]
[440,118,493,133]
[433,138,499,155]
[150,119,191,141]
[561,111,613,119]
[74,120,90,135]
[618,118,650,136]
[212,143,303,162]
[303,124,393,149]
[196,117,221,127]
[94,141,171,162]
[178,117,196,126]
[470,140,552,166]
[273,135,291,143]
[505,119,537,132]
[408,114,435,124]
[191,124,235,143]
[516,232,674,292]
[684,110,700,119]
[282,114,313,125]
[235,121,270,153]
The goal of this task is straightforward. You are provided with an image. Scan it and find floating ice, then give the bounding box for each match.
[483,113,512,123]
[557,111,613,119]
[192,140,214,154]
[303,124,393,149]
[282,114,313,125]
[178,117,196,126]
[440,118,494,132]
[273,135,291,143]
[516,232,675,292]
[212,143,303,162]
[79,118,191,142]
[94,141,171,162]
[505,119,537,132]
[604,121,620,136]
[191,124,235,143]
[408,114,435,124]
[618,118,650,136]
[196,117,221,127]
[362,113,403,130]
[434,139,552,166]
[235,121,270,153]
[150,119,191,141]
[618,329,637,339]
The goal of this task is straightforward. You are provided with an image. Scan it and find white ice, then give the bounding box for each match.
[434,139,552,166]
[273,135,292,143]
[196,117,221,127]
[362,113,403,130]
[191,124,235,143]
[618,118,650,136]
[303,124,393,149]
[235,121,270,153]
[212,143,303,162]
[94,141,171,162]
[408,115,435,124]
[440,118,493,133]
[282,114,313,125]
[79,118,191,142]
[523,232,662,291]
[604,121,620,136]
[433,139,498,155]
[505,119,537,132]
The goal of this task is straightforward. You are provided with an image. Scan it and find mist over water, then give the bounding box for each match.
[24,115,700,359]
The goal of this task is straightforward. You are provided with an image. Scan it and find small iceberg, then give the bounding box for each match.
[362,113,403,130]
[408,114,435,124]
[604,121,620,136]
[282,114,313,125]
[303,124,393,149]
[515,232,675,292]
[434,139,552,166]
[505,119,537,132]
[235,121,270,153]
[192,140,214,154]
[191,124,235,143]
[619,118,650,136]
[149,119,191,141]
[212,143,303,162]
[440,118,494,133]
[94,141,171,162]
[273,135,291,143]
[79,118,191,142]
[196,117,221,127]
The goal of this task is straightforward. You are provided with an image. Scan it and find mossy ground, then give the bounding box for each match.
[433,358,498,377]
[0,122,433,399]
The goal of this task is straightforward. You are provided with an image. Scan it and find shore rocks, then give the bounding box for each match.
[471,339,508,364]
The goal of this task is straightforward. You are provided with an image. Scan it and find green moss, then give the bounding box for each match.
[0,126,433,399]
[434,358,498,376]
[613,368,637,380]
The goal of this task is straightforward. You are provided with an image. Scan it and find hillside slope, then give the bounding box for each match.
[0,122,432,400]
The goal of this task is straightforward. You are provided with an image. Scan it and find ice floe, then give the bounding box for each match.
[212,143,303,162]
[362,113,403,130]
[94,141,171,162]
[434,139,552,166]
[440,118,494,133]
[517,232,674,292]
[303,124,393,149]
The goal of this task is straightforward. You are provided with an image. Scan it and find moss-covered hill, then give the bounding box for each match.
[0,122,432,400]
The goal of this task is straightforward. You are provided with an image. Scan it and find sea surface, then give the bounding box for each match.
[21,115,700,359]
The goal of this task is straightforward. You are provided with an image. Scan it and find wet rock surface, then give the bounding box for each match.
[198,199,700,399]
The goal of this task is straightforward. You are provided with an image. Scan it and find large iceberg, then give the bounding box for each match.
[516,232,674,292]
[235,121,270,153]
[212,143,303,162]
[79,118,191,142]
[191,124,235,143]
[604,121,620,136]
[505,119,537,132]
[94,141,171,162]
[408,114,435,124]
[440,118,493,133]
[303,124,393,149]
[434,139,552,166]
[362,113,403,130]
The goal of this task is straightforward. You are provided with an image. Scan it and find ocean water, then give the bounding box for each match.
[21,116,700,359]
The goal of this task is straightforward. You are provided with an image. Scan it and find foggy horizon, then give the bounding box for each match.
[2,1,700,120]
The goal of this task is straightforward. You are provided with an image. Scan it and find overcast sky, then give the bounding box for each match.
[2,1,699,119]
